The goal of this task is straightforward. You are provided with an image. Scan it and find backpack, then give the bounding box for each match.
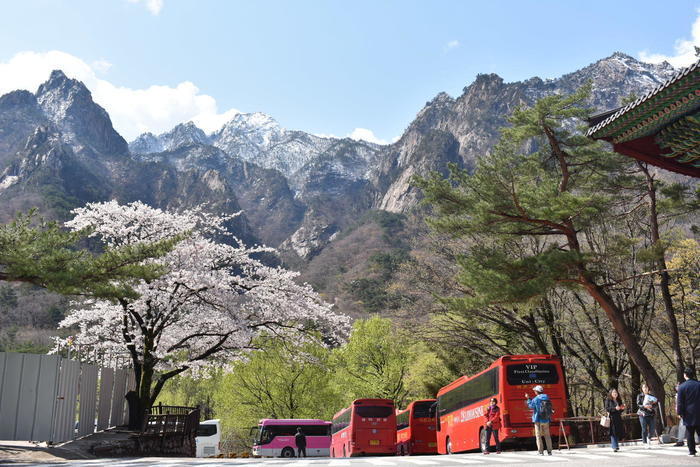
[537,398,554,421]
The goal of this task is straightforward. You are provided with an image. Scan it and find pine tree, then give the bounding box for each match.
[415,84,667,407]
[0,209,177,300]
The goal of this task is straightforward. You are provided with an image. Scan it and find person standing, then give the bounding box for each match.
[526,385,553,456]
[295,427,307,458]
[483,397,502,454]
[677,367,700,457]
[675,382,686,447]
[636,383,658,449]
[605,389,626,452]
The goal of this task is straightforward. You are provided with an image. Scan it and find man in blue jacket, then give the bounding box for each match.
[678,367,700,457]
[526,385,552,455]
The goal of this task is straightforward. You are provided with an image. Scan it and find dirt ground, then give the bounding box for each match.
[0,429,138,463]
[0,440,90,463]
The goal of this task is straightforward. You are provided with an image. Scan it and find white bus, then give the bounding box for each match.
[196,419,221,458]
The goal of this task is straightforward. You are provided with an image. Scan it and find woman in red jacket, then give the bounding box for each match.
[483,397,502,454]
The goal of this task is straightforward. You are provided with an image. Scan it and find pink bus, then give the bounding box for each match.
[251,419,332,458]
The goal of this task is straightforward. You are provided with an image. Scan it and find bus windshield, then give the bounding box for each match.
[412,401,436,419]
[355,405,393,418]
[506,363,559,385]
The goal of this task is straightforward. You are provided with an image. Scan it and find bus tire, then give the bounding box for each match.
[446,437,453,455]
[281,447,295,458]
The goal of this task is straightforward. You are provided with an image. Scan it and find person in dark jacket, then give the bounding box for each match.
[482,397,502,454]
[636,383,658,448]
[678,367,700,457]
[295,427,307,458]
[675,382,686,447]
[605,388,626,452]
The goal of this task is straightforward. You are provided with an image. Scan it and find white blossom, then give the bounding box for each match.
[56,201,350,381]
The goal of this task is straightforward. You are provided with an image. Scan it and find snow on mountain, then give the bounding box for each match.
[130,111,382,182]
[129,121,209,155]
[210,112,340,177]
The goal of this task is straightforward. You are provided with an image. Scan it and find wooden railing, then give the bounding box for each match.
[139,404,200,455]
[148,403,197,417]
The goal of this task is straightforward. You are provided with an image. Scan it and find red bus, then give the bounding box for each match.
[331,398,396,457]
[396,399,438,455]
[436,355,568,454]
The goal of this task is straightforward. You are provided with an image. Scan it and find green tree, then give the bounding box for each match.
[667,239,700,369]
[414,84,667,407]
[0,209,179,300]
[214,337,339,447]
[157,372,223,420]
[331,316,418,406]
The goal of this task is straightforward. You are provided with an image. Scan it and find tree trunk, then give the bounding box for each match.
[582,280,666,411]
[630,358,641,402]
[639,163,685,383]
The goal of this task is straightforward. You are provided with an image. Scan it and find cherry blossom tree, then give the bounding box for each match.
[54,201,349,422]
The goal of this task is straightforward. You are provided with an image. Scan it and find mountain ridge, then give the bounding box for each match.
[0,53,683,272]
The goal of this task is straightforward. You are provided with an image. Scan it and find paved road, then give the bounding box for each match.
[3,445,697,466]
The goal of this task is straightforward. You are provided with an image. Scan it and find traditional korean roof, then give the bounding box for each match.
[587,58,700,177]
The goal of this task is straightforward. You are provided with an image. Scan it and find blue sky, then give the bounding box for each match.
[0,1,697,143]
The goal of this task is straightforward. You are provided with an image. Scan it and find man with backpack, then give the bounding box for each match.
[526,385,553,455]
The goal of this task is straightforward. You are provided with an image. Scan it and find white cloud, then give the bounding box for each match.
[348,128,388,145]
[0,50,239,140]
[314,128,397,145]
[127,0,164,15]
[91,59,113,74]
[443,40,460,54]
[638,10,700,68]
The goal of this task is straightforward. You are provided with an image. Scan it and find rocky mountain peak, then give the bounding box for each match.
[464,73,506,95]
[0,90,37,111]
[129,122,209,155]
[169,121,208,145]
[214,112,282,146]
[35,69,128,157]
[37,70,80,95]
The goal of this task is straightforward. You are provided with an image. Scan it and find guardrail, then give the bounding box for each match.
[143,405,199,435]
[558,413,660,449]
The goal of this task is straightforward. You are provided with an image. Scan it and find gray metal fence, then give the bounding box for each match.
[0,352,134,443]
[96,367,114,432]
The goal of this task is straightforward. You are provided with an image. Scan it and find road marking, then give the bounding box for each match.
[397,459,439,465]
[438,458,485,464]
[327,461,352,466]
[512,453,569,462]
[613,451,652,458]
[363,459,397,465]
[471,454,524,463]
[560,452,611,459]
